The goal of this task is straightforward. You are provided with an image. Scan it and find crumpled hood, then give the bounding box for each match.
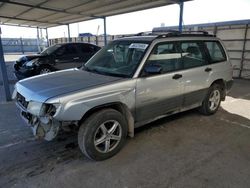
[16,68,123,102]
[17,54,47,65]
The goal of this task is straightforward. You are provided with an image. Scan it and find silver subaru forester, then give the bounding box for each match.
[13,31,233,160]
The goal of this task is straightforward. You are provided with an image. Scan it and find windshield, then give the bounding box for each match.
[40,44,62,55]
[83,40,150,78]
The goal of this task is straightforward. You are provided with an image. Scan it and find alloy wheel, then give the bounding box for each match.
[208,89,221,111]
[40,68,51,74]
[94,120,122,153]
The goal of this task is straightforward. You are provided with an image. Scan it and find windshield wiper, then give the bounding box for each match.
[103,72,130,78]
[82,65,105,75]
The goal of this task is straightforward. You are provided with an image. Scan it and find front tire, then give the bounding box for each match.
[39,65,52,75]
[199,84,222,115]
[78,109,128,161]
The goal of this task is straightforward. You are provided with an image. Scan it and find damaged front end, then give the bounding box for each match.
[14,92,61,141]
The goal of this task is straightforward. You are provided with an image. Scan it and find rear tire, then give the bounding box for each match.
[78,109,128,161]
[199,84,222,115]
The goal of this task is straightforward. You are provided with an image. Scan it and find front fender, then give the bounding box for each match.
[48,80,136,121]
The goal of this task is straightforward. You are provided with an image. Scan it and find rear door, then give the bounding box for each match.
[136,41,184,123]
[54,44,81,70]
[178,40,210,109]
[203,40,230,81]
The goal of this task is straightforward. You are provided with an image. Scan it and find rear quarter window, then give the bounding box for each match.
[204,41,227,63]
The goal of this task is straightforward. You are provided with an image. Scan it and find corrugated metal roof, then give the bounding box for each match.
[0,0,191,28]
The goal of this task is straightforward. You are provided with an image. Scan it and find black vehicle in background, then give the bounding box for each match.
[14,43,101,80]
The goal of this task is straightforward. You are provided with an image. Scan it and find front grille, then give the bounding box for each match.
[16,92,29,109]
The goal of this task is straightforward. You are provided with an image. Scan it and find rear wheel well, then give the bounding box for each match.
[79,103,134,137]
[210,79,226,100]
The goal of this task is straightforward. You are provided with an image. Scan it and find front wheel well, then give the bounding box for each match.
[78,103,135,137]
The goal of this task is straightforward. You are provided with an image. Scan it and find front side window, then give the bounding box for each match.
[84,40,149,77]
[205,41,227,63]
[180,42,207,69]
[40,44,62,55]
[144,42,182,74]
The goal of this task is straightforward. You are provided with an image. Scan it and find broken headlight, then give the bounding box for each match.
[27,102,59,117]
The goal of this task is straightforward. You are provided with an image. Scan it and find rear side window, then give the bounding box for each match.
[145,42,182,74]
[204,41,227,63]
[180,42,207,69]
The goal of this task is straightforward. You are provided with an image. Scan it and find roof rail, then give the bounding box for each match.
[182,30,209,35]
[134,31,154,36]
[120,30,215,39]
[154,30,215,38]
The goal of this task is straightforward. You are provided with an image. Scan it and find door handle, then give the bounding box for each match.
[73,57,80,60]
[172,74,182,80]
[205,67,212,72]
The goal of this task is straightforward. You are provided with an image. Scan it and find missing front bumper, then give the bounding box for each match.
[19,109,61,141]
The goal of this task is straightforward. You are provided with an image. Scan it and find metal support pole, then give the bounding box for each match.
[103,17,107,45]
[40,28,43,39]
[178,0,184,32]
[0,26,11,101]
[40,28,43,51]
[96,35,98,46]
[36,27,41,53]
[239,24,248,78]
[46,28,49,47]
[20,37,24,54]
[67,24,71,42]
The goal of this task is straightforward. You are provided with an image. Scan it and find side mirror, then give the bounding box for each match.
[144,65,162,74]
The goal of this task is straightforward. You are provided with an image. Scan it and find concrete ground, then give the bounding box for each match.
[0,79,250,188]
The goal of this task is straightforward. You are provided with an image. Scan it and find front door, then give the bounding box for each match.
[135,41,184,123]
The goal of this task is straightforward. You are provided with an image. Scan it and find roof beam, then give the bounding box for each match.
[76,0,179,19]
[42,0,178,24]
[13,0,50,18]
[0,0,89,17]
[0,22,39,28]
[0,15,63,26]
[89,0,178,19]
[2,0,50,25]
[0,0,190,28]
[34,0,99,21]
